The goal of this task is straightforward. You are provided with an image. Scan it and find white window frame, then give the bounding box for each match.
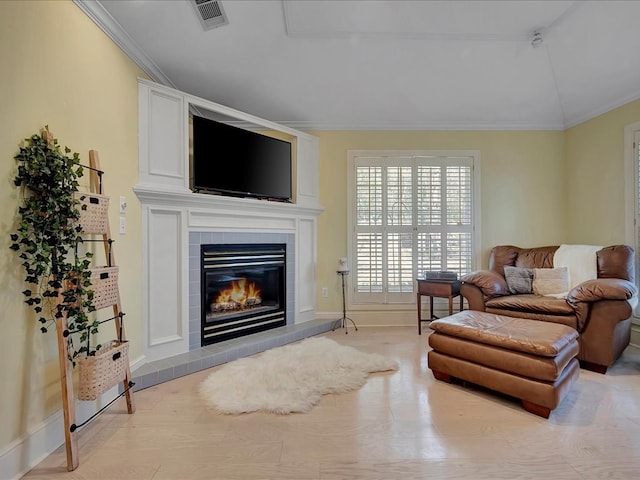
[347,149,482,310]
[624,121,640,322]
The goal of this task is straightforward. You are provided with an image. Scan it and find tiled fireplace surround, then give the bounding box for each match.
[190,231,296,350]
[130,231,333,391]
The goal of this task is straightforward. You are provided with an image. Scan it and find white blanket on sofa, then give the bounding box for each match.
[553,244,602,291]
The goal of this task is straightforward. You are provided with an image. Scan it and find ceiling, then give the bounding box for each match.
[82,0,640,130]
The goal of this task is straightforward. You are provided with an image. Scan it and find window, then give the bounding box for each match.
[348,151,480,307]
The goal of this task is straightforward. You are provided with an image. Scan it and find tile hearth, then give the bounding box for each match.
[130,318,334,391]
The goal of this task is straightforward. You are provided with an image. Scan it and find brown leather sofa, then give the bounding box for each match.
[460,245,637,373]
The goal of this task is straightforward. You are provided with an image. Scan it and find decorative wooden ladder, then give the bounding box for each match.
[54,148,136,471]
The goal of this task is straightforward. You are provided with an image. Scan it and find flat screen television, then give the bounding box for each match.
[191,115,292,202]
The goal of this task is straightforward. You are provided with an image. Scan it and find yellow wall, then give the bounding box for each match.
[565,99,640,244]
[2,0,639,465]
[312,130,567,313]
[0,0,146,452]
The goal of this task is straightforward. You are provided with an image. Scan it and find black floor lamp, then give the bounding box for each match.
[332,258,358,334]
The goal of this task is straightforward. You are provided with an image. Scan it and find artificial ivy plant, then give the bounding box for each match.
[9,127,100,363]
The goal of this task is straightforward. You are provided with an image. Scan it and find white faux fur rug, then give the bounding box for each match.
[199,336,398,414]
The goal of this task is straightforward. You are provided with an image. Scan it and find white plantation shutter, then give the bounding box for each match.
[355,233,383,294]
[350,152,477,305]
[386,162,414,297]
[355,162,384,299]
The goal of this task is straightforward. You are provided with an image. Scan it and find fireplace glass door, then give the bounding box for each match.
[201,244,286,345]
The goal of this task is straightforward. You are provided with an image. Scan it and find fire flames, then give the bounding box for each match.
[212,278,262,311]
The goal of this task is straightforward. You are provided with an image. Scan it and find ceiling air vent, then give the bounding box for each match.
[192,0,229,31]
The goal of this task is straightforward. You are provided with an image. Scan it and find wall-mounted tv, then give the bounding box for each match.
[191,114,293,202]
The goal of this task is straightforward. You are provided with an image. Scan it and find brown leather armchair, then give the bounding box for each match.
[460,245,637,373]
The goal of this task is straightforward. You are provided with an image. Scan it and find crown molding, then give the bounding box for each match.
[563,90,640,129]
[275,120,566,132]
[73,0,174,88]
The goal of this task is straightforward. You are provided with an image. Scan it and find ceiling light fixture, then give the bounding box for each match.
[531,31,543,48]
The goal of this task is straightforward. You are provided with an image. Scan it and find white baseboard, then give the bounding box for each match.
[316,309,425,327]
[0,381,126,479]
[129,353,145,371]
[0,409,64,480]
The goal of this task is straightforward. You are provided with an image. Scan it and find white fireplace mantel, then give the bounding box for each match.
[135,80,323,362]
[134,184,324,222]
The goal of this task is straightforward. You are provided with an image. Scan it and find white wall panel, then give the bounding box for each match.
[296,217,316,322]
[296,134,319,206]
[139,84,186,188]
[145,208,188,359]
[189,209,297,232]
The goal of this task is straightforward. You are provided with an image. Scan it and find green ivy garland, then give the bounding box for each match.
[9,127,100,363]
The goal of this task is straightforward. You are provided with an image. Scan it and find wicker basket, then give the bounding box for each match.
[77,340,129,401]
[74,192,110,234]
[89,266,119,310]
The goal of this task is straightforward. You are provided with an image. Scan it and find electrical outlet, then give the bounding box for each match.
[321,287,328,297]
[119,196,127,214]
[119,217,126,234]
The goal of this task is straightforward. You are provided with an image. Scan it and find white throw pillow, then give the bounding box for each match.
[532,267,569,296]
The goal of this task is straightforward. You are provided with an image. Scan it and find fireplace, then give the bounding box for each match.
[201,243,286,345]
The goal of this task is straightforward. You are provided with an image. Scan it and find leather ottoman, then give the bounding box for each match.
[428,310,579,418]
